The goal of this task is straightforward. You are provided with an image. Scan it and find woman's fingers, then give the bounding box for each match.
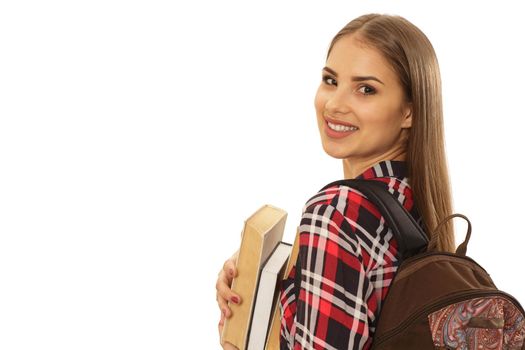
[223,257,237,279]
[216,254,242,316]
[218,313,224,334]
[222,342,240,350]
[218,313,240,350]
[216,270,242,317]
[217,251,241,349]
[217,291,231,318]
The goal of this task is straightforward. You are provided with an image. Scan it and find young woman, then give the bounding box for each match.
[216,13,455,349]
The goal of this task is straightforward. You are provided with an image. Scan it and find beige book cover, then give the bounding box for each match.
[221,204,287,350]
[264,227,300,350]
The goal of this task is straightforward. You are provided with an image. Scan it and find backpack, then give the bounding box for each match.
[295,179,525,350]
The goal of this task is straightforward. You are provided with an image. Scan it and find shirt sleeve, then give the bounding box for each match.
[292,201,377,350]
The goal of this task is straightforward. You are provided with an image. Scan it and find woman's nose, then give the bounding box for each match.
[324,89,351,115]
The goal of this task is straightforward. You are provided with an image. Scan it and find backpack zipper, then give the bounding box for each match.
[372,289,525,347]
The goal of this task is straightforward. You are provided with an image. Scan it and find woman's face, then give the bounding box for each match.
[314,34,412,163]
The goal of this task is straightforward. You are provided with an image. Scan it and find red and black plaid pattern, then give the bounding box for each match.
[279,160,421,349]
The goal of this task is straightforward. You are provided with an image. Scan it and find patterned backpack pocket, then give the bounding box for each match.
[428,295,525,350]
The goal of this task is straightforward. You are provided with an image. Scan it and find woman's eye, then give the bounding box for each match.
[322,75,336,86]
[358,85,376,95]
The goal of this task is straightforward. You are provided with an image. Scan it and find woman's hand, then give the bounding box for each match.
[216,250,242,347]
[217,321,240,350]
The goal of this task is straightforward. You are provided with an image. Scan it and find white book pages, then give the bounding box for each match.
[247,242,292,350]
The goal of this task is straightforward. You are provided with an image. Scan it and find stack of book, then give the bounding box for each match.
[221,204,298,350]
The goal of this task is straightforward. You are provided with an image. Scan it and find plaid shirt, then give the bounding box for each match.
[279,160,421,349]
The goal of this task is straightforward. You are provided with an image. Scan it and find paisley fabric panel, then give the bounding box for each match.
[428,296,525,350]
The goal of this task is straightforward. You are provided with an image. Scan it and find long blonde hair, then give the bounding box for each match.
[327,14,455,252]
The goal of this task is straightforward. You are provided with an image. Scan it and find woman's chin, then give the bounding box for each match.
[322,146,351,160]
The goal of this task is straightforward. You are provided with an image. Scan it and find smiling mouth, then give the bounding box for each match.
[327,121,358,132]
[323,119,359,139]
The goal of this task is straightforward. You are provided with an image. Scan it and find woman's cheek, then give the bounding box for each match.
[314,85,326,109]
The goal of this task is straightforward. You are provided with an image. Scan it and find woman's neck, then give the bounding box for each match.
[342,151,407,179]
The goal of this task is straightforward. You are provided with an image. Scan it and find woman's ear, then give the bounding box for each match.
[401,103,413,129]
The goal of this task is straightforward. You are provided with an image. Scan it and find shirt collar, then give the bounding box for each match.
[354,160,408,180]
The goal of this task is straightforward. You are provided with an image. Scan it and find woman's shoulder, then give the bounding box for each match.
[302,176,416,217]
[299,174,417,271]
[300,160,421,241]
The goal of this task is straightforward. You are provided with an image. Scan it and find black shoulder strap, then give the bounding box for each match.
[320,178,429,261]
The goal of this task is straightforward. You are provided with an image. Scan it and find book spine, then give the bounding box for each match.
[221,224,263,350]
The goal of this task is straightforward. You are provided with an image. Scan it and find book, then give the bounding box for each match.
[247,242,292,350]
[264,228,301,350]
[221,204,288,350]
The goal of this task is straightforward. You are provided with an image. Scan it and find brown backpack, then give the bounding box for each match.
[312,179,525,349]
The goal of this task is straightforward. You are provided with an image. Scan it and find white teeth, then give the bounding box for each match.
[328,122,358,132]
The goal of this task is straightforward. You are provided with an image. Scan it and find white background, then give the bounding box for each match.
[1,1,524,349]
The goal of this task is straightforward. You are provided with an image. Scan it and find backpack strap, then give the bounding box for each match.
[427,213,472,256]
[319,178,429,261]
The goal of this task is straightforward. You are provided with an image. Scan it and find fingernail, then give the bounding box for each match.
[231,296,239,304]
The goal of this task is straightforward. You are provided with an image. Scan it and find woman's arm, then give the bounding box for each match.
[289,202,379,349]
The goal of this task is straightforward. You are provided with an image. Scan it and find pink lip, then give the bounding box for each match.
[324,116,357,128]
[323,117,358,139]
[324,120,358,139]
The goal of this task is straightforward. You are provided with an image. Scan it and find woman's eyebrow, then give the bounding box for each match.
[322,66,384,85]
